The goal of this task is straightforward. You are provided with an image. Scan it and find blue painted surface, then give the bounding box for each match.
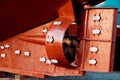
[95,0,120,25]
[34,72,120,80]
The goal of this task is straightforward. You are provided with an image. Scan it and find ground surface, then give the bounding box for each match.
[1,72,120,80]
[23,72,120,80]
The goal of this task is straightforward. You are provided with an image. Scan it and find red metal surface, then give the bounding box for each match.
[82,8,117,72]
[0,0,67,41]
[0,0,118,78]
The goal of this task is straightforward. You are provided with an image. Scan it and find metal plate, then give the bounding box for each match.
[83,8,117,72]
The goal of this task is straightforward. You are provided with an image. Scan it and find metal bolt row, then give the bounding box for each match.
[0,44,10,50]
[88,15,101,65]
[0,50,30,58]
[39,57,59,64]
[14,50,30,56]
[92,15,101,35]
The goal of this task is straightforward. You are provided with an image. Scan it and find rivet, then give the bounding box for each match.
[39,57,46,62]
[90,47,98,53]
[0,46,5,50]
[24,51,30,56]
[4,44,10,48]
[46,60,52,64]
[53,21,62,26]
[92,29,101,35]
[51,59,58,64]
[15,50,21,55]
[93,15,101,21]
[46,36,54,43]
[1,53,6,58]
[42,28,48,33]
[89,59,97,65]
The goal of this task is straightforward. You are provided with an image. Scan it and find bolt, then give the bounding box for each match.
[4,44,10,48]
[53,21,62,26]
[92,29,101,35]
[0,46,5,50]
[42,28,48,33]
[71,22,77,25]
[93,15,101,21]
[24,51,30,57]
[15,50,21,55]
[39,57,46,62]
[1,53,6,58]
[90,47,98,53]
[51,59,58,64]
[46,60,52,64]
[46,36,54,43]
[89,59,97,65]
[70,62,78,67]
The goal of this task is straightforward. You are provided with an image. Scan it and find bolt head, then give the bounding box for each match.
[89,59,97,65]
[51,59,58,64]
[71,22,77,25]
[90,47,98,53]
[24,51,30,56]
[53,21,62,26]
[1,53,6,58]
[70,62,78,67]
[42,28,48,33]
[93,15,101,21]
[46,37,54,43]
[46,60,51,64]
[0,46,5,50]
[15,50,21,55]
[92,29,101,35]
[4,44,10,48]
[40,57,46,62]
